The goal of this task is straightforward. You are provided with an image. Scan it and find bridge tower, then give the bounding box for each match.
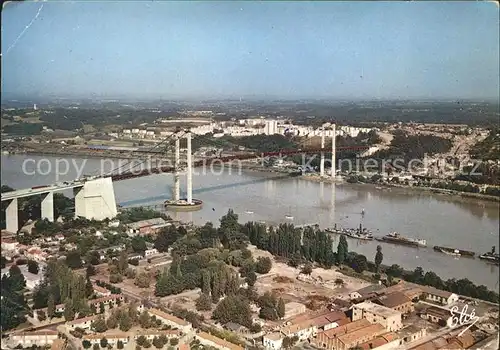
[320,126,325,177]
[164,130,202,211]
[331,123,336,178]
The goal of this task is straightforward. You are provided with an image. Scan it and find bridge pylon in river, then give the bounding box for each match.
[165,130,203,211]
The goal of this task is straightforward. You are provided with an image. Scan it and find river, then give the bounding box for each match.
[2,154,499,291]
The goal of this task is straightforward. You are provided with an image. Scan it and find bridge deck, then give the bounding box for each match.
[1,182,84,201]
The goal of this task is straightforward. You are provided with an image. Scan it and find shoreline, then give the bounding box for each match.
[4,149,499,203]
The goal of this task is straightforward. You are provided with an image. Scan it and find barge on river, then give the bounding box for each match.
[433,246,475,257]
[479,246,500,265]
[375,232,426,247]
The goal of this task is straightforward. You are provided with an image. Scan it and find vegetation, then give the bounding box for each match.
[1,265,28,330]
[470,128,500,161]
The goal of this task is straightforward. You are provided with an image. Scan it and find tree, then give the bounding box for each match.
[82,340,92,349]
[27,260,39,274]
[255,257,272,274]
[374,245,383,273]
[301,262,313,275]
[152,337,163,349]
[63,298,75,321]
[93,343,100,350]
[131,236,147,253]
[139,310,151,328]
[195,293,212,311]
[65,251,83,269]
[92,315,108,333]
[212,295,252,327]
[117,341,124,349]
[86,264,96,277]
[352,254,368,273]
[47,294,56,319]
[337,235,348,265]
[99,302,105,314]
[386,264,403,278]
[106,312,118,329]
[119,313,132,331]
[334,278,344,287]
[100,338,108,348]
[135,272,150,289]
[277,298,285,319]
[245,271,257,287]
[117,251,128,274]
[169,338,179,346]
[136,336,147,347]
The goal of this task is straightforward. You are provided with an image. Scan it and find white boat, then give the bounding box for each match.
[245,211,254,214]
[285,215,294,220]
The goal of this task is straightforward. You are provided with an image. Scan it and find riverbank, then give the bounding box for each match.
[300,173,500,203]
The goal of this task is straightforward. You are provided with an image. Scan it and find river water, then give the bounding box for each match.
[2,155,499,291]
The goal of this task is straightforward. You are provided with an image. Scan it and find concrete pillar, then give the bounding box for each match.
[320,127,325,177]
[331,124,336,178]
[41,191,54,222]
[5,198,18,233]
[74,178,117,220]
[174,136,180,202]
[186,132,193,204]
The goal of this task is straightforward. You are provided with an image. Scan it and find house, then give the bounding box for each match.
[33,303,65,320]
[1,238,19,251]
[25,247,48,262]
[88,294,125,309]
[67,315,98,330]
[349,284,386,301]
[283,301,307,320]
[358,332,400,350]
[55,234,65,241]
[335,323,388,350]
[420,306,453,327]
[147,308,192,333]
[195,332,244,350]
[144,248,159,257]
[352,301,403,332]
[309,310,350,332]
[11,330,59,347]
[263,332,283,349]
[314,319,369,349]
[127,218,168,236]
[281,320,315,341]
[421,286,459,306]
[93,284,112,297]
[134,329,180,341]
[82,332,130,346]
[224,322,249,334]
[373,291,414,314]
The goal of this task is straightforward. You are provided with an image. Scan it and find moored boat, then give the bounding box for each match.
[479,246,500,264]
[376,232,427,247]
[433,246,475,257]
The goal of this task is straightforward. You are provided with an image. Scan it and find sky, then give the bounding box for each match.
[1,1,499,101]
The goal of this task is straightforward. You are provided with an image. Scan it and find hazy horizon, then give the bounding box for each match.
[2,1,499,101]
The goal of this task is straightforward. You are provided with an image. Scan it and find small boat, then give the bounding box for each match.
[245,211,254,214]
[285,215,294,220]
[479,246,500,264]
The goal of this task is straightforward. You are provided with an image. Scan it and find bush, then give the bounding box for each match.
[109,274,123,284]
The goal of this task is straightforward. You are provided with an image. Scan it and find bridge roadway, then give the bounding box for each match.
[1,181,84,201]
[111,145,369,181]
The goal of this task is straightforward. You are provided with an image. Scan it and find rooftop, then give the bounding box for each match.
[196,331,244,350]
[354,301,403,318]
[147,308,190,327]
[375,291,411,308]
[421,286,454,299]
[322,319,371,339]
[264,332,283,341]
[127,218,167,229]
[355,284,387,296]
[337,323,386,346]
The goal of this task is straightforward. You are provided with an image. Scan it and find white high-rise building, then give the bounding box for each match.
[264,120,278,135]
[33,104,37,111]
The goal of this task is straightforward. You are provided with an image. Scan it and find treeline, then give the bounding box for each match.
[3,123,44,135]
